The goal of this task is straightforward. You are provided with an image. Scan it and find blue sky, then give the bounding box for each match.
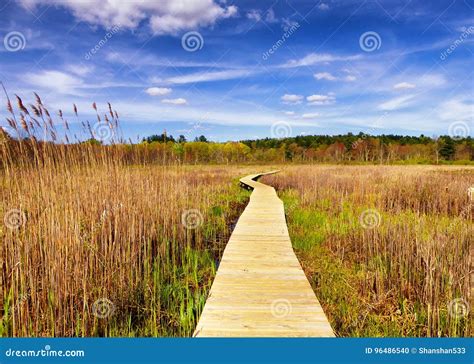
[0,0,473,142]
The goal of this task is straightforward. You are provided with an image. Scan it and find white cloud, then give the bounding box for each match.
[281,18,299,30]
[162,98,187,105]
[418,74,446,88]
[26,70,83,94]
[20,0,238,35]
[378,95,416,111]
[66,64,93,76]
[314,72,356,82]
[284,111,295,115]
[318,3,330,10]
[281,94,303,104]
[166,69,252,84]
[246,9,261,21]
[306,94,336,105]
[146,87,172,96]
[281,53,361,68]
[302,113,320,119]
[345,75,357,82]
[393,82,416,90]
[314,72,337,81]
[265,8,277,23]
[438,98,473,122]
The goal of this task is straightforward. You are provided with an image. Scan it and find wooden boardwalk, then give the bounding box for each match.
[194,172,335,337]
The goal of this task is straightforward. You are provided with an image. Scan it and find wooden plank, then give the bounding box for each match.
[194,171,335,337]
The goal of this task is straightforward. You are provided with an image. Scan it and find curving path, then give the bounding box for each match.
[193,172,334,337]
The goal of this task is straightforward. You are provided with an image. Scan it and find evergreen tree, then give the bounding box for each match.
[439,136,455,160]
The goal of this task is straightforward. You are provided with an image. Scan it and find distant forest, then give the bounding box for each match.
[141,132,473,164]
[2,130,472,165]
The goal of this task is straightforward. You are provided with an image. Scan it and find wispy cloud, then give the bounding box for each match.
[166,69,254,84]
[161,98,187,105]
[438,97,473,122]
[318,3,330,11]
[393,82,416,90]
[66,64,93,76]
[378,95,416,111]
[26,70,83,95]
[301,113,320,119]
[307,94,336,105]
[146,87,172,96]
[281,94,303,104]
[314,72,337,81]
[281,53,361,68]
[246,9,262,22]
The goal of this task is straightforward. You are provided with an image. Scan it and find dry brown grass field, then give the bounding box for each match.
[0,140,260,336]
[2,156,472,337]
[264,165,473,337]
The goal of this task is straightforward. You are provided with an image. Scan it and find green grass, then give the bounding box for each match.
[280,190,471,337]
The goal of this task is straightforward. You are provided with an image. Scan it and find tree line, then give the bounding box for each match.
[139,132,473,164]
